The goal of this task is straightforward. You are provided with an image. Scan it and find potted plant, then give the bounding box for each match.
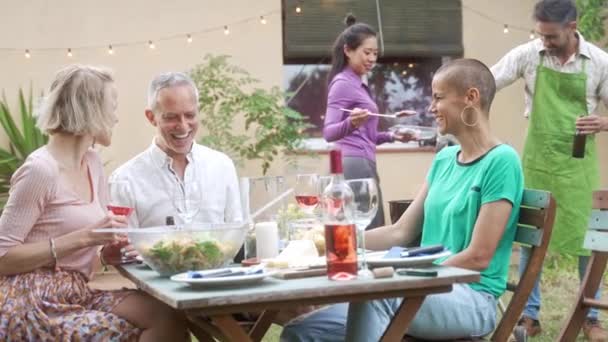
[190,54,312,175]
[0,89,48,209]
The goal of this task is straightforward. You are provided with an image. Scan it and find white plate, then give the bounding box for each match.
[389,125,437,140]
[366,250,452,268]
[170,267,277,288]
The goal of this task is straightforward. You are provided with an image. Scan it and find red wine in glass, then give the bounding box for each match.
[107,205,134,217]
[295,195,320,211]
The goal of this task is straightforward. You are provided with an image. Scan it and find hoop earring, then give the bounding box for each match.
[460,105,479,127]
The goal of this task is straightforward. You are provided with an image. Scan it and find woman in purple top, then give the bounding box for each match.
[324,14,415,228]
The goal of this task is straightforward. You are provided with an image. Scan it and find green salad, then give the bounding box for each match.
[142,237,228,276]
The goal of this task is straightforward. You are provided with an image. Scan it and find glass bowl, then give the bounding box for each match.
[389,125,437,140]
[127,223,247,277]
[288,218,326,256]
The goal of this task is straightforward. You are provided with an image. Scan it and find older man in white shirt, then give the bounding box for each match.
[110,72,242,228]
[491,0,608,338]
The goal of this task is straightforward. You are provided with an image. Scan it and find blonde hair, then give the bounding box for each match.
[37,64,115,136]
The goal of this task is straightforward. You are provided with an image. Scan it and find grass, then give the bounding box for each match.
[509,252,607,341]
[200,251,606,341]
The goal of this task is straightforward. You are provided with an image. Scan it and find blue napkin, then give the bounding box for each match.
[383,246,406,259]
[187,267,264,279]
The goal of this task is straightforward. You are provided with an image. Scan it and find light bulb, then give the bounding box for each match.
[25,49,31,59]
[296,6,301,13]
[67,48,73,58]
[401,70,407,76]
[224,26,230,35]
[148,40,155,49]
[503,24,509,34]
[108,45,114,55]
[187,34,193,43]
[408,63,414,68]
[529,31,535,40]
[260,16,267,25]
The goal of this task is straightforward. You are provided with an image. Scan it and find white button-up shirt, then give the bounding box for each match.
[491,33,608,117]
[109,140,242,227]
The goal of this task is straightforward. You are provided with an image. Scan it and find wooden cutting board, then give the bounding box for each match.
[273,268,327,279]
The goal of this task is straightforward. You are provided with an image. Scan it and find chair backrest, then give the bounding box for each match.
[558,190,608,340]
[492,188,556,342]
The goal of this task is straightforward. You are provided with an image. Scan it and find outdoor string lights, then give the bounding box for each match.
[7,3,536,60]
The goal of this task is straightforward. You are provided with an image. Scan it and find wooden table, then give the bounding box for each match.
[117,265,479,341]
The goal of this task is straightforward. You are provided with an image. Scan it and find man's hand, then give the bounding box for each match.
[576,114,607,134]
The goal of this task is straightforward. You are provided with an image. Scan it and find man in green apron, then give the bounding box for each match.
[492,0,608,339]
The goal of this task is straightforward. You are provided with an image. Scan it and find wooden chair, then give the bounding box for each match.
[400,188,556,342]
[491,188,556,341]
[558,190,608,341]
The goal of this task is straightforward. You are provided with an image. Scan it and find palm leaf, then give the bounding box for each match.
[0,89,47,210]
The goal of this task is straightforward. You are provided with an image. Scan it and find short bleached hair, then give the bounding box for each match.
[37,64,115,136]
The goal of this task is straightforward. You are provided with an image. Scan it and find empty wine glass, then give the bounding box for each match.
[345,178,379,277]
[172,181,202,226]
[295,174,320,215]
[108,180,135,219]
[313,176,333,220]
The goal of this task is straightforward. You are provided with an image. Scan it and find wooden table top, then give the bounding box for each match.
[117,264,480,311]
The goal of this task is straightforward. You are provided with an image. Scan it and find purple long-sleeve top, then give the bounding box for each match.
[323,67,393,163]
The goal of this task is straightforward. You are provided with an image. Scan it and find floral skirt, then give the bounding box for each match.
[0,268,141,341]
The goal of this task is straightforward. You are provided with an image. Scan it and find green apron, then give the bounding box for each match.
[523,56,599,256]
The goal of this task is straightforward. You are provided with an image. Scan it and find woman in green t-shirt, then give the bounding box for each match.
[280,58,524,341]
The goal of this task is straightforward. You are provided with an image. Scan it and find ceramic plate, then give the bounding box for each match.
[170,267,277,288]
[366,250,452,268]
[389,125,437,140]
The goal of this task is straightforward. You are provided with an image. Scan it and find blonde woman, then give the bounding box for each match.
[0,65,188,341]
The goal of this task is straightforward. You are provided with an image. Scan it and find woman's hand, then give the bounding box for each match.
[393,131,418,142]
[349,108,369,128]
[67,212,129,249]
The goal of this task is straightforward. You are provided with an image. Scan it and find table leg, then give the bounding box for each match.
[187,315,227,341]
[211,314,254,342]
[249,310,279,342]
[380,296,426,342]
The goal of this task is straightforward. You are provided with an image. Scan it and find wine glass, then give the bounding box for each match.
[345,178,379,277]
[313,176,333,220]
[172,181,202,226]
[295,174,320,215]
[108,180,135,219]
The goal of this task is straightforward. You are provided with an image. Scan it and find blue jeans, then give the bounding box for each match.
[519,246,601,320]
[280,284,497,342]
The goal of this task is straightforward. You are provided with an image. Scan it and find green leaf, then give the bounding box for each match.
[0,89,47,209]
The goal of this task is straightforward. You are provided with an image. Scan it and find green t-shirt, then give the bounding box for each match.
[422,144,523,297]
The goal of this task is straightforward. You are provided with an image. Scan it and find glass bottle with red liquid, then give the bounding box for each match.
[322,149,358,280]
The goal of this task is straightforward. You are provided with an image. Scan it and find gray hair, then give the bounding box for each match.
[146,72,199,114]
[534,0,577,25]
[37,64,115,136]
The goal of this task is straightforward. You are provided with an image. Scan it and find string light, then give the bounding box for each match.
[24,49,31,59]
[401,70,407,76]
[408,63,414,68]
[148,40,155,49]
[187,34,193,43]
[108,45,114,55]
[529,30,535,40]
[260,16,267,24]
[67,48,73,57]
[224,25,230,35]
[503,24,509,34]
[296,6,301,13]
